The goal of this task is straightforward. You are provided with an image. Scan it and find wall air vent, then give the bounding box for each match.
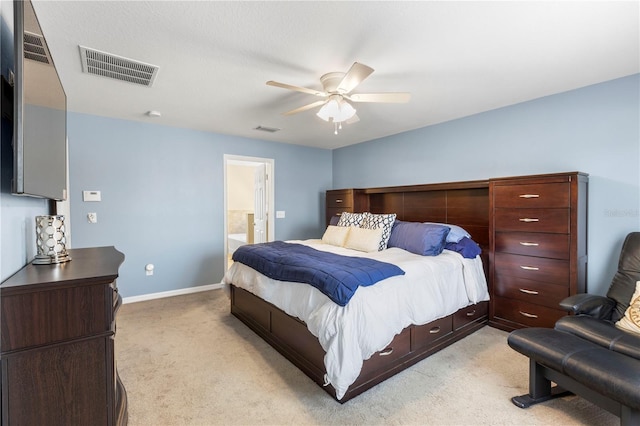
[254,125,281,133]
[24,31,51,65]
[79,45,159,87]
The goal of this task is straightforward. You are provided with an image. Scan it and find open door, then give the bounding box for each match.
[223,155,275,270]
[253,163,267,244]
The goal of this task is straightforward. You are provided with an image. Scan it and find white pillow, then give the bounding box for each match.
[321,225,350,247]
[615,281,640,335]
[344,227,384,252]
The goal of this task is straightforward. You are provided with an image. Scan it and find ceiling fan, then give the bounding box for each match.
[266,62,411,134]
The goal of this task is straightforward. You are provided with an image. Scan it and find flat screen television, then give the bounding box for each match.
[12,0,67,201]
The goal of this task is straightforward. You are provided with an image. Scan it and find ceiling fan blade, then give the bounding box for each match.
[348,92,411,103]
[266,80,326,97]
[336,62,374,94]
[282,100,327,116]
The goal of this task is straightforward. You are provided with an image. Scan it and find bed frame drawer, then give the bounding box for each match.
[494,208,569,233]
[453,301,489,330]
[493,182,570,208]
[494,252,569,285]
[494,231,570,259]
[494,274,569,309]
[327,190,353,208]
[493,297,566,328]
[358,327,411,379]
[411,316,453,351]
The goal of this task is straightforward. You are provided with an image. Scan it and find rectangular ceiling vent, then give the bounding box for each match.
[254,125,281,133]
[24,31,52,65]
[79,45,159,87]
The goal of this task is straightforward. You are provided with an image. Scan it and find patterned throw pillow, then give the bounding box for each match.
[361,212,397,251]
[336,212,365,227]
[616,281,640,335]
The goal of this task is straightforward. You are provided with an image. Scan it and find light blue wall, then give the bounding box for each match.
[0,0,50,282]
[334,74,640,296]
[67,113,332,297]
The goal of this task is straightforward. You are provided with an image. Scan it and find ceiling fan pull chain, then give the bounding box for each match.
[334,122,338,135]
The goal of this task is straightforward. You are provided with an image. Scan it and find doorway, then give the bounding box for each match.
[223,155,275,270]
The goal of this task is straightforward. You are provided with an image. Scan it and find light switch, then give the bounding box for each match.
[83,190,101,202]
[276,211,285,219]
[87,212,97,223]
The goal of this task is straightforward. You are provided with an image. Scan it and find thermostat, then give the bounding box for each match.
[83,190,101,202]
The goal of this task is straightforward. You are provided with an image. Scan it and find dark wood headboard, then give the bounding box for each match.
[363,180,490,249]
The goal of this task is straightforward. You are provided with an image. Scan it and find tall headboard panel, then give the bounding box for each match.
[365,180,490,249]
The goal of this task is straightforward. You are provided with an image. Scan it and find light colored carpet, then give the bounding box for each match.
[116,290,618,426]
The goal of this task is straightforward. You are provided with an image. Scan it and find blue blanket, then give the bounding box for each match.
[232,241,405,306]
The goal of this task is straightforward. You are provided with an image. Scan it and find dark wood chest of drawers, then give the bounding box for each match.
[0,247,128,425]
[325,189,368,226]
[489,172,588,331]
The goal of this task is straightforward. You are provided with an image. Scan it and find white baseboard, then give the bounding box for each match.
[123,282,224,304]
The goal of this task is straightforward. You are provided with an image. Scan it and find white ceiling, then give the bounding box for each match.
[31,1,639,150]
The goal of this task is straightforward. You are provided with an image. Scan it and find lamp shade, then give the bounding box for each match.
[316,96,356,123]
[33,215,71,264]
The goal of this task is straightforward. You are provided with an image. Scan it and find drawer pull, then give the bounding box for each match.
[520,266,540,271]
[519,194,540,199]
[519,218,539,223]
[519,311,538,319]
[466,310,476,317]
[429,326,441,334]
[519,288,539,295]
[379,347,394,356]
[519,241,539,247]
[335,199,343,203]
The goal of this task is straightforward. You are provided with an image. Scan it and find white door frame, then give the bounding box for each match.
[223,154,275,270]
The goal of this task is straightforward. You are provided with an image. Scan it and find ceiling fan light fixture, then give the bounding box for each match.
[316,96,356,124]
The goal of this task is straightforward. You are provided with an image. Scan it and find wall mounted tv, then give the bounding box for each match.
[12,0,67,201]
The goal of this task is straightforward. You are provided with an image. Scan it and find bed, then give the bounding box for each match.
[223,180,491,402]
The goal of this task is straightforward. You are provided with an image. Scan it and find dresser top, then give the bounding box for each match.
[1,246,125,295]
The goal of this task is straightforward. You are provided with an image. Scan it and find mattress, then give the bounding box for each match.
[222,239,489,400]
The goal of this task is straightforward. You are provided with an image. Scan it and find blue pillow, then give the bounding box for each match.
[445,237,482,259]
[388,221,450,256]
[424,222,471,243]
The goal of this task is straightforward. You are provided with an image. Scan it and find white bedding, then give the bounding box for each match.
[222,239,489,400]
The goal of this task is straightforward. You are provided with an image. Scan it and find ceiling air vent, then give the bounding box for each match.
[79,45,159,87]
[254,125,281,133]
[24,31,52,65]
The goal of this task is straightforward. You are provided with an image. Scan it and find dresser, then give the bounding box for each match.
[489,172,588,331]
[325,188,368,226]
[0,246,128,425]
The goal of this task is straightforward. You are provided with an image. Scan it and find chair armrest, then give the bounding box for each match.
[559,294,616,319]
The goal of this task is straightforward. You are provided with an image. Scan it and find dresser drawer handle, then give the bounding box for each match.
[466,310,476,317]
[519,242,539,247]
[429,326,441,334]
[520,266,540,271]
[519,218,539,223]
[519,194,540,199]
[335,199,343,203]
[519,311,538,319]
[379,347,394,356]
[519,288,539,295]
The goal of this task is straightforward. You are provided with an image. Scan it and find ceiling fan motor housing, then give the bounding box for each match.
[320,72,347,93]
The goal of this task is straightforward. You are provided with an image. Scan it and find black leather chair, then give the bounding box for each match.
[508,232,640,426]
